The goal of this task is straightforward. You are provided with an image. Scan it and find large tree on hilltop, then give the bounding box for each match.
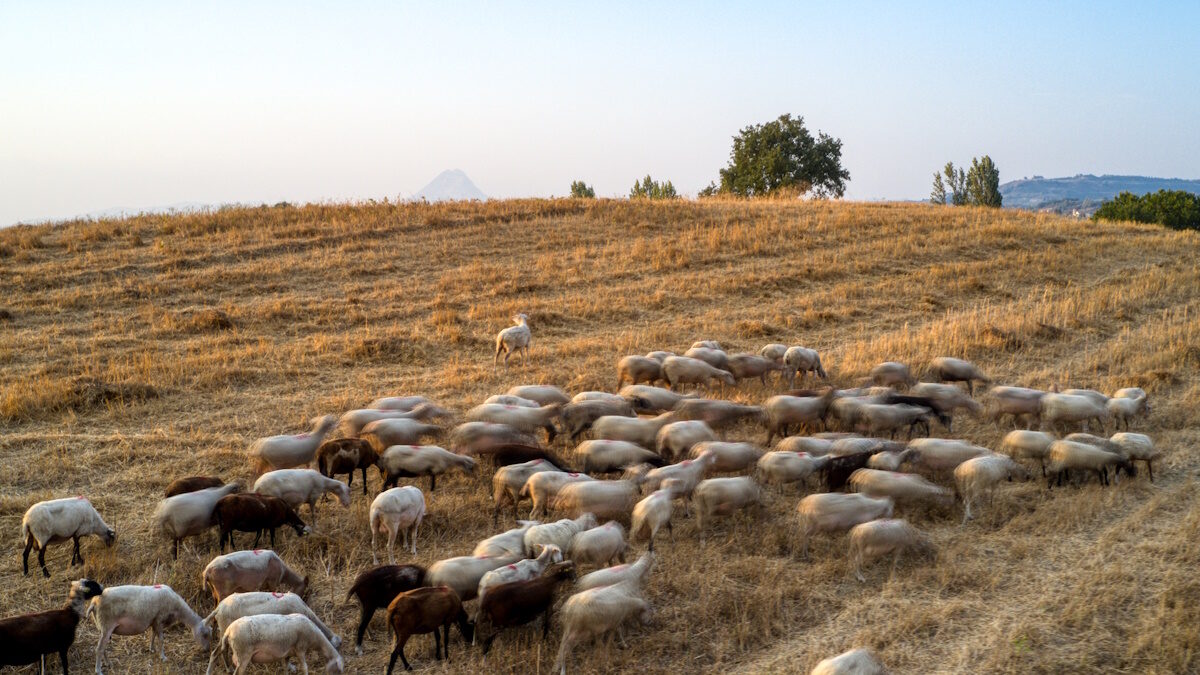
[714,114,850,198]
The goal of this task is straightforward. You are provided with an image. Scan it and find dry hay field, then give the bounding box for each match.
[1,198,1199,674]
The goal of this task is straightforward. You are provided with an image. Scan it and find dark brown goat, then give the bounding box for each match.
[214,493,308,551]
[475,442,577,471]
[164,476,225,498]
[346,564,428,655]
[316,438,379,495]
[0,578,103,673]
[823,451,874,491]
[386,585,473,673]
[476,561,576,654]
[882,393,953,432]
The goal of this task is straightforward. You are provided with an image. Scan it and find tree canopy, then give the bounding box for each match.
[713,114,849,198]
[629,175,678,200]
[931,156,1000,207]
[569,180,595,198]
[1093,190,1200,231]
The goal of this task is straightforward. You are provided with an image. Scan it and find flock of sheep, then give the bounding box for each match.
[2,317,1161,675]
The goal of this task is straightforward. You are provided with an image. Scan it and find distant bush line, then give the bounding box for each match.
[1093,190,1200,231]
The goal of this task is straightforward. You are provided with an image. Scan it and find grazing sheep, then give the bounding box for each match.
[616,355,665,389]
[202,591,339,671]
[0,578,104,673]
[1000,429,1055,476]
[478,545,565,613]
[495,313,533,369]
[828,395,874,433]
[693,476,762,543]
[670,398,764,432]
[507,385,571,406]
[821,451,875,492]
[202,549,308,603]
[1107,393,1149,430]
[847,519,933,583]
[645,350,675,362]
[484,394,541,408]
[153,484,239,560]
[370,486,427,563]
[525,514,598,558]
[880,393,953,432]
[560,399,640,440]
[784,346,827,385]
[575,552,654,591]
[955,454,1030,523]
[553,580,652,675]
[848,469,953,508]
[661,356,736,391]
[727,353,787,387]
[386,586,472,673]
[90,584,210,674]
[684,346,730,370]
[656,420,718,462]
[690,441,763,474]
[209,613,343,675]
[493,459,561,523]
[691,340,722,350]
[1110,432,1160,482]
[553,481,638,522]
[521,471,595,519]
[638,452,716,510]
[315,438,379,495]
[796,493,895,557]
[164,476,225,498]
[757,451,831,489]
[476,561,577,654]
[1064,432,1126,457]
[21,497,116,578]
[377,445,476,492]
[470,442,572,469]
[618,385,696,413]
[214,492,309,551]
[868,362,915,389]
[253,469,351,520]
[370,395,434,411]
[985,386,1046,428]
[631,480,681,551]
[1062,388,1110,405]
[473,522,541,559]
[426,555,522,602]
[577,440,665,474]
[760,343,788,362]
[1046,439,1135,488]
[347,564,427,655]
[831,437,897,457]
[569,521,628,568]
[1040,393,1110,433]
[249,414,338,474]
[449,421,539,455]
[775,436,837,456]
[857,403,935,439]
[866,449,913,472]
[906,438,992,474]
[908,382,983,430]
[361,417,443,449]
[467,403,561,442]
[592,413,676,450]
[926,356,989,395]
[764,391,836,443]
[810,647,888,675]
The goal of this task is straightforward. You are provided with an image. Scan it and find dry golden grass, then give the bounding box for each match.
[1,198,1198,673]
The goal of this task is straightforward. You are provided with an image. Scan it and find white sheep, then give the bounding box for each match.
[909,382,983,428]
[377,444,476,492]
[645,350,675,363]
[338,406,451,438]
[1062,388,1110,405]
[576,439,664,474]
[693,476,762,543]
[795,493,895,557]
[466,402,561,439]
[89,584,210,674]
[506,384,571,406]
[784,346,827,385]
[1041,393,1109,433]
[691,340,722,350]
[1046,439,1133,488]
[483,394,541,408]
[426,553,522,601]
[846,519,933,583]
[573,391,627,404]
[848,469,953,508]
[521,471,595,519]
[493,459,561,523]
[774,436,837,456]
[810,647,888,674]
[655,420,718,462]
[449,421,539,455]
[494,313,532,369]
[985,386,1046,428]
[554,580,652,675]
[618,385,696,413]
[661,355,736,392]
[726,353,787,387]
[865,449,913,472]
[1110,432,1160,481]
[999,429,1055,476]
[856,403,933,439]
[867,361,915,389]
[638,452,716,511]
[152,483,240,560]
[689,441,763,474]
[369,486,426,563]
[906,438,991,474]
[575,551,654,591]
[202,549,308,603]
[757,451,831,489]
[206,613,343,675]
[360,418,443,448]
[21,496,116,578]
[524,514,599,557]
[1107,392,1149,430]
[475,521,540,558]
[616,355,665,389]
[253,469,351,521]
[248,415,338,473]
[553,481,638,522]
[926,356,989,395]
[592,413,677,451]
[760,343,788,362]
[569,521,628,568]
[202,591,340,657]
[369,395,433,411]
[764,392,836,444]
[631,480,681,550]
[955,454,1030,524]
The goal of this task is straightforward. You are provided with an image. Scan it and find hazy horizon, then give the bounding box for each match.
[3,1,1198,226]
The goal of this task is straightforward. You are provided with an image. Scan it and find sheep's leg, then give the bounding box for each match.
[386,526,398,565]
[155,622,168,661]
[354,605,374,656]
[385,635,410,674]
[297,653,309,675]
[429,474,437,492]
[360,467,369,494]
[38,544,50,577]
[22,536,33,575]
[961,497,973,525]
[433,627,443,660]
[1148,460,1154,483]
[72,536,83,565]
[95,623,116,674]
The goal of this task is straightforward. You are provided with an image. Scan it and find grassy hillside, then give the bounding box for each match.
[1,199,1198,673]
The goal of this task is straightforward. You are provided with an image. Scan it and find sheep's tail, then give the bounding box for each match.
[202,608,218,627]
[86,596,101,628]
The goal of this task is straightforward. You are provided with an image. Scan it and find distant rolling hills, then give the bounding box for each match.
[1001,174,1200,217]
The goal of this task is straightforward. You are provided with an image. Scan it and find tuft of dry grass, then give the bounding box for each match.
[0,198,1198,673]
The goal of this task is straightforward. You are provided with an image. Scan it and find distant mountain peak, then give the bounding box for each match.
[412,169,487,202]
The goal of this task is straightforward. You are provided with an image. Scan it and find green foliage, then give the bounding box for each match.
[714,113,849,198]
[966,155,1002,207]
[930,173,947,205]
[569,181,596,199]
[630,175,678,200]
[945,162,968,206]
[698,182,720,198]
[1093,190,1200,231]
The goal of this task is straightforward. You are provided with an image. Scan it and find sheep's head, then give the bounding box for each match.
[70,578,104,603]
[718,371,737,386]
[513,313,529,325]
[325,654,345,674]
[101,528,117,546]
[194,622,212,650]
[312,415,338,434]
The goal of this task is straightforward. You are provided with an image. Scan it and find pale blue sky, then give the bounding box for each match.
[2,1,1198,225]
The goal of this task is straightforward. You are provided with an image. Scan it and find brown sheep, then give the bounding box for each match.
[316,438,380,495]
[476,561,577,654]
[214,493,309,551]
[164,476,225,498]
[347,564,427,655]
[385,586,473,673]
